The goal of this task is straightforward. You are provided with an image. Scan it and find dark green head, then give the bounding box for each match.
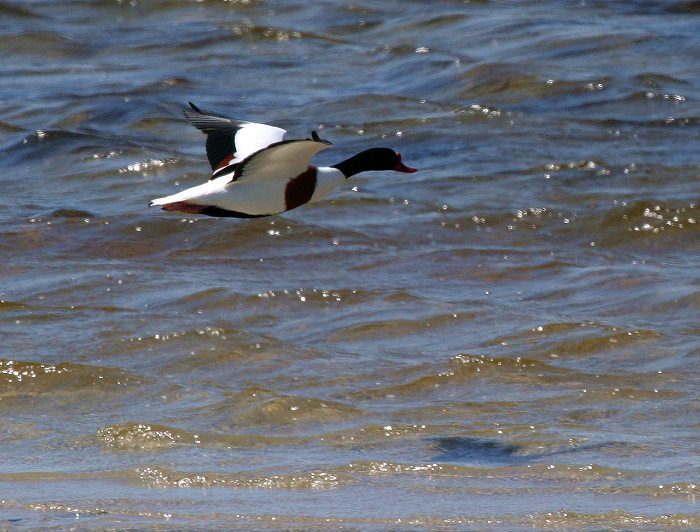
[332,148,417,178]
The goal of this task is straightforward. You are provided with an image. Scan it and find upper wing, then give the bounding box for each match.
[184,102,286,174]
[227,138,332,185]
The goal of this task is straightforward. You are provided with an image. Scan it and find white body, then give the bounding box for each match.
[150,166,345,216]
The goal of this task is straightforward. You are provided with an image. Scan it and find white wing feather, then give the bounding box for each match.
[232,122,287,163]
[230,140,332,184]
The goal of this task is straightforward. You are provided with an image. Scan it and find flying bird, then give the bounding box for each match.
[149,102,416,218]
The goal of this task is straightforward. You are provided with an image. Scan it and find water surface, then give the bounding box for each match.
[0,0,698,528]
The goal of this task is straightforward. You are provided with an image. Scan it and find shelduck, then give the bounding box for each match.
[149,102,416,218]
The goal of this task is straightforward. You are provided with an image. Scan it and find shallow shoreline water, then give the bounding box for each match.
[0,0,698,528]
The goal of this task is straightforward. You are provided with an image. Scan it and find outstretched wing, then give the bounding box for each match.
[184,102,287,175]
[227,138,332,185]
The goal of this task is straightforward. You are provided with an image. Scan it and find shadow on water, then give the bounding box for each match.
[428,436,521,465]
[428,436,614,466]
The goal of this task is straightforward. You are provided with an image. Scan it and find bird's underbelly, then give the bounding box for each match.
[203,179,290,216]
[158,167,344,218]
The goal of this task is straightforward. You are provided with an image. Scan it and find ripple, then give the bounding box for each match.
[98,423,197,451]
[488,321,663,358]
[0,359,144,398]
[97,422,310,452]
[135,465,342,490]
[0,31,86,58]
[598,200,699,242]
[327,311,473,342]
[205,388,366,429]
[525,510,698,530]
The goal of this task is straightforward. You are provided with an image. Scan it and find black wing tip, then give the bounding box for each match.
[184,101,204,121]
[310,130,332,145]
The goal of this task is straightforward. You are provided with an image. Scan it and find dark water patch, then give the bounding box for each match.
[49,208,96,219]
[666,0,700,13]
[429,436,519,464]
[605,0,700,14]
[0,1,40,18]
[0,299,28,312]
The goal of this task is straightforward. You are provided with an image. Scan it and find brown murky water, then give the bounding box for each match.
[0,0,698,528]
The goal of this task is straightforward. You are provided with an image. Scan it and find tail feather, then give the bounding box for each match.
[149,196,169,207]
[148,196,207,213]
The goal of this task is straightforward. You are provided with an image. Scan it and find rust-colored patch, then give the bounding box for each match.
[214,153,234,171]
[285,166,317,211]
[161,201,206,214]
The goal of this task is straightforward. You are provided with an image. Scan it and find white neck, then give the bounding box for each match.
[310,166,346,203]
